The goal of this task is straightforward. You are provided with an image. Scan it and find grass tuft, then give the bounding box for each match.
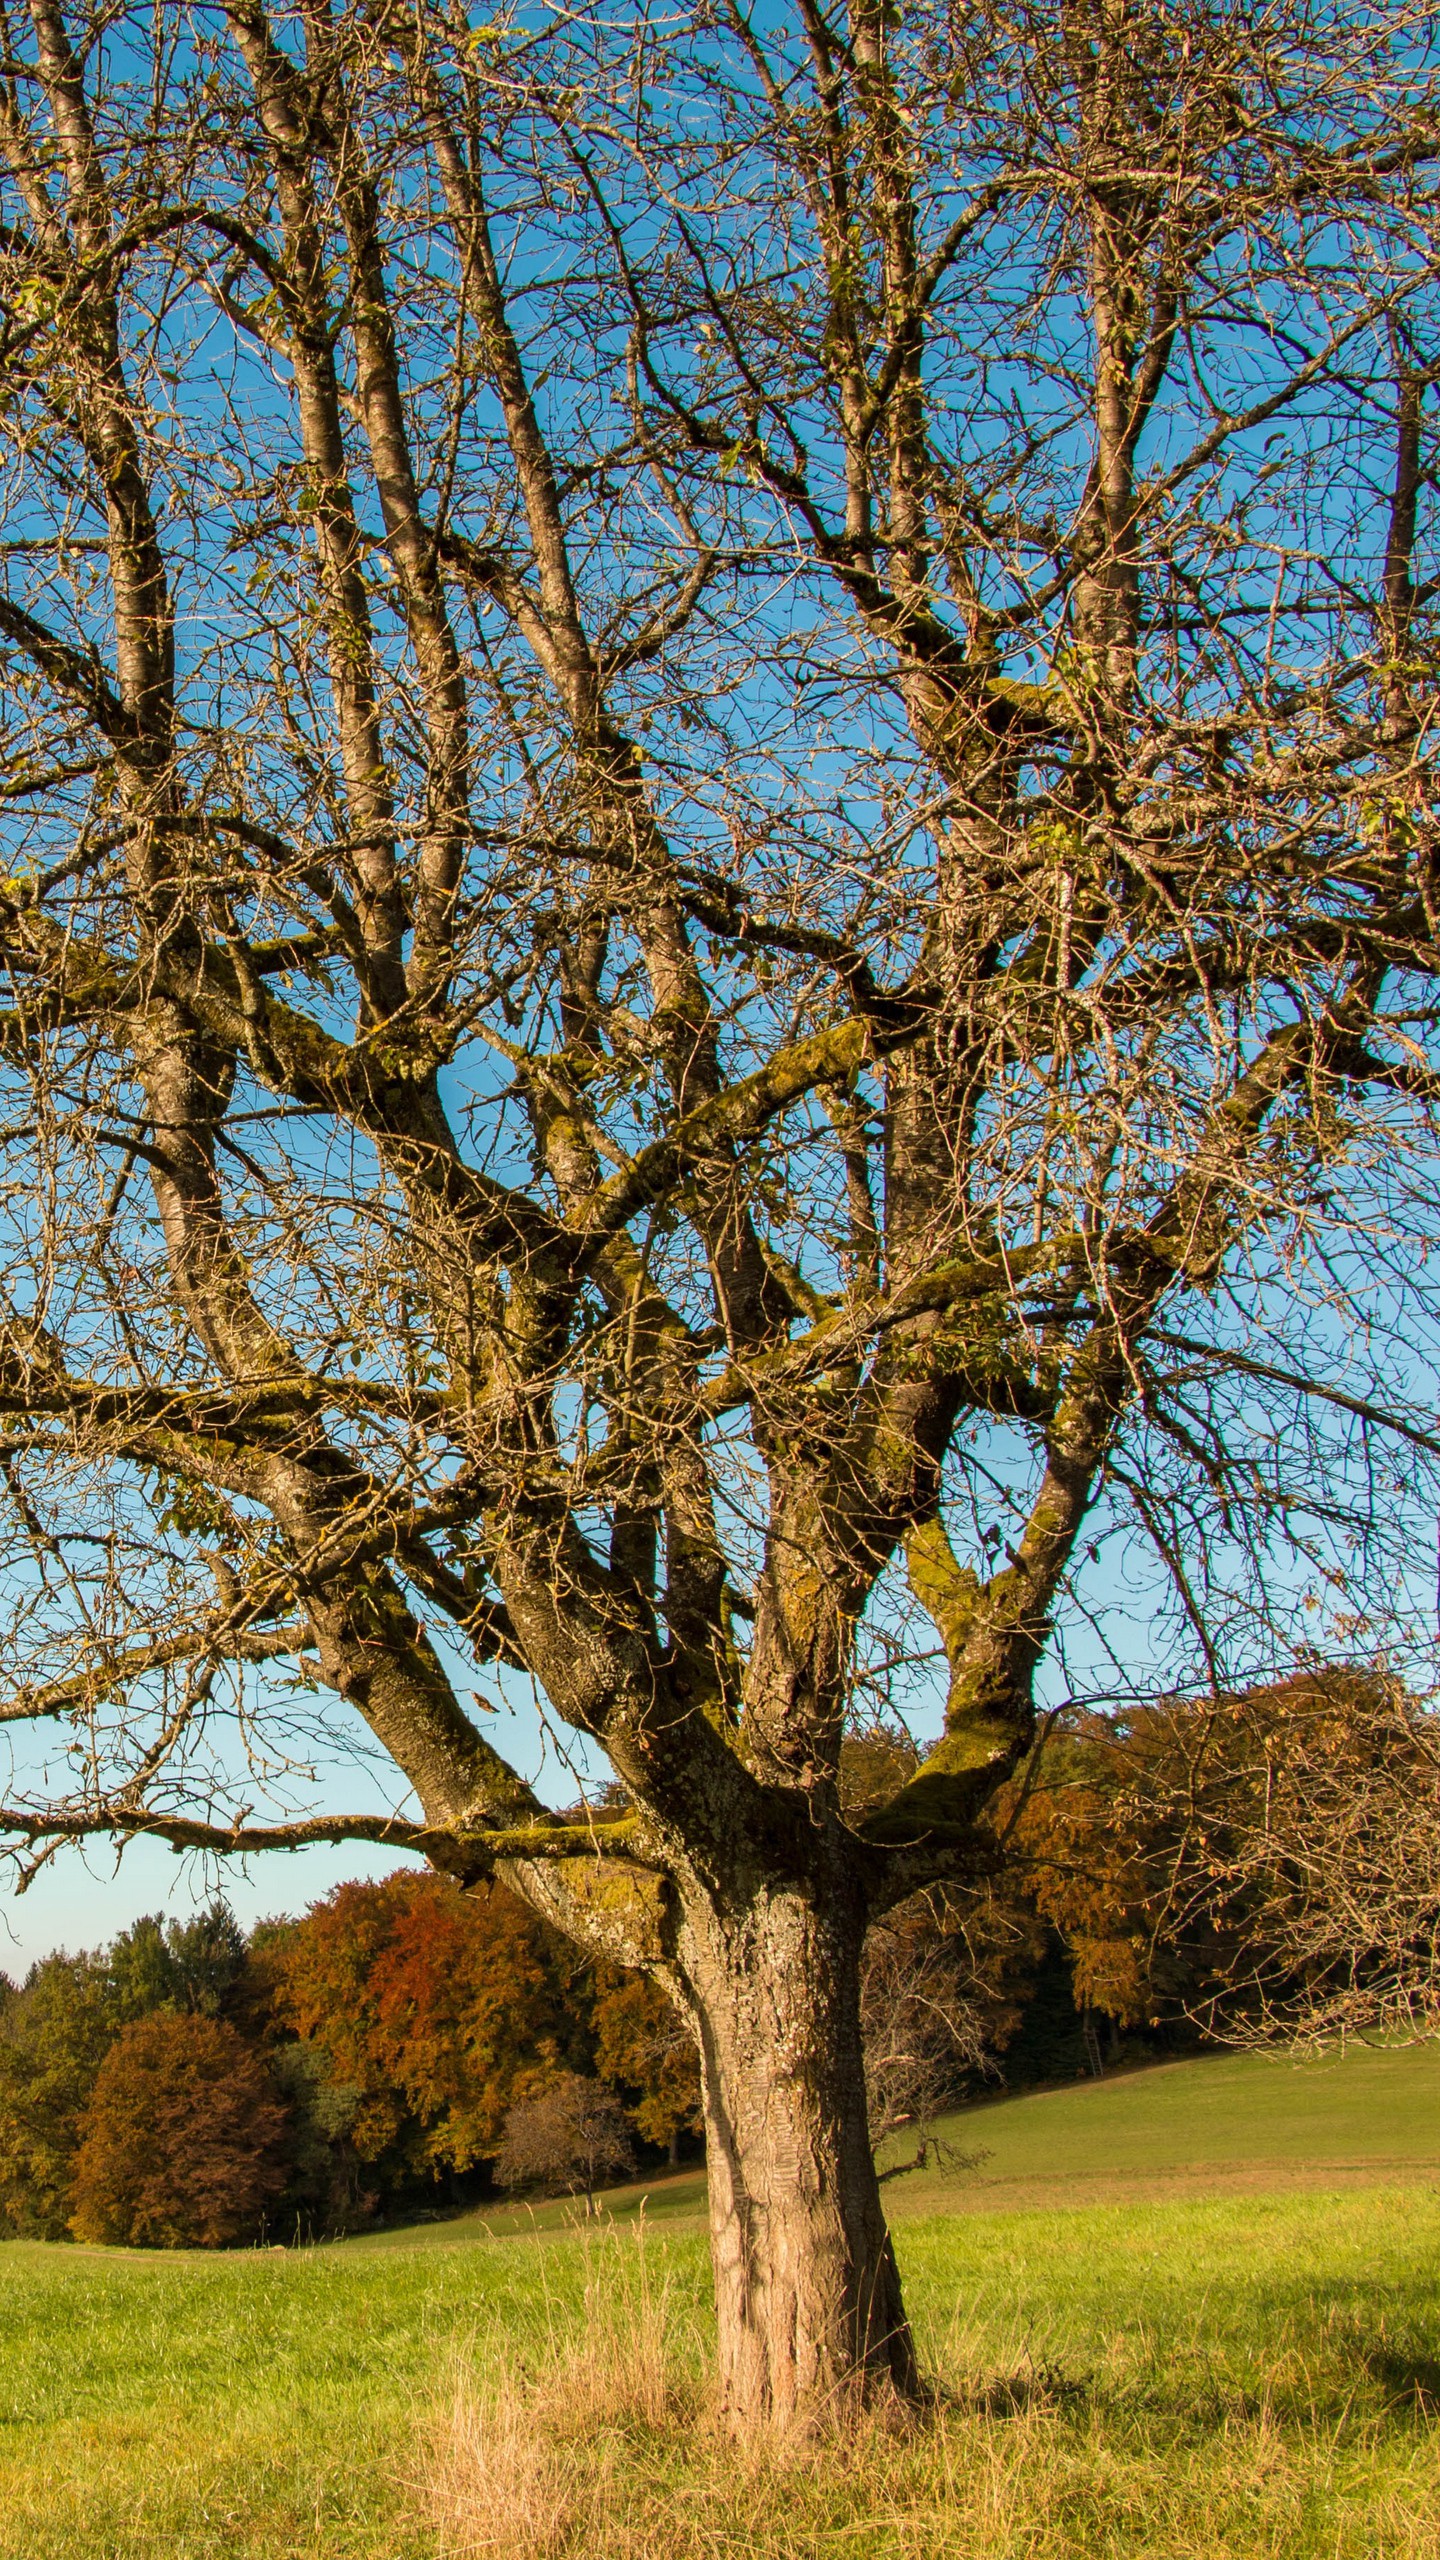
[416,2200,1440,2560]
[418,2228,698,2557]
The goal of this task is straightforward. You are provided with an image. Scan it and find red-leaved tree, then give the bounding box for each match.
[264,1872,585,2181]
[69,2013,289,2248]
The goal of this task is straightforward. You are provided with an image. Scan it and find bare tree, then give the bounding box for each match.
[1097,1672,1440,2046]
[494,2071,636,2209]
[2,0,1440,2428]
[861,1898,1018,2163]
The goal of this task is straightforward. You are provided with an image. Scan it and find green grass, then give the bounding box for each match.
[2,2044,1439,2557]
[883,2036,1440,2214]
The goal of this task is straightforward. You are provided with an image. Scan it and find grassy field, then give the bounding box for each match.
[886,2037,1440,2211]
[2,2045,1439,2558]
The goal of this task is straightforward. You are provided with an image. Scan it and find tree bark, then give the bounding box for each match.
[673,1867,918,2431]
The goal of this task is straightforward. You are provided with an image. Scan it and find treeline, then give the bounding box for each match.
[0,1669,1399,2248]
[0,1873,701,2247]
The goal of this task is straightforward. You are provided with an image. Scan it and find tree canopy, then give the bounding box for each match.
[2,0,1440,2422]
[263,1868,588,2175]
[68,2009,290,2247]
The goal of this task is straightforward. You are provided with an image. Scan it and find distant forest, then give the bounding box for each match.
[0,1671,1401,2248]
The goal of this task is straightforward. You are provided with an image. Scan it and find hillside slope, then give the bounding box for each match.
[883,2041,1440,2218]
[342,2039,1440,2251]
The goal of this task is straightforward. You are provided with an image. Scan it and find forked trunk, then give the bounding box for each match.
[677,1874,918,2432]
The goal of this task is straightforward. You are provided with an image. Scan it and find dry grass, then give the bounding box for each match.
[416,2226,699,2557]
[418,2218,1440,2560]
[422,2367,1440,2560]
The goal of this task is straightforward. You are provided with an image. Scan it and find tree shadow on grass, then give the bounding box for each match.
[1361,2346,1440,2416]
[946,2366,1089,2418]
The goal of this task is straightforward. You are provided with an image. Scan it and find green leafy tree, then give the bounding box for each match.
[0,1954,115,2239]
[0,1901,257,2236]
[265,2039,368,2240]
[107,1902,250,2023]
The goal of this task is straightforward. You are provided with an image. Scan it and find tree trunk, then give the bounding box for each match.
[675,1872,919,2432]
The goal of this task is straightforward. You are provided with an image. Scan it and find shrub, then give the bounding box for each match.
[69,2012,290,2248]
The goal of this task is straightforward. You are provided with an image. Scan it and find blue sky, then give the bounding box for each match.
[0,1660,604,1975]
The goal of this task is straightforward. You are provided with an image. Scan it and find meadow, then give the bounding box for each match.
[3,2046,1440,2558]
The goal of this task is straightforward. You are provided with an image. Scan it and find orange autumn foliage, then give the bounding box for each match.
[591,1972,702,2151]
[997,1734,1161,2026]
[990,1672,1417,2033]
[262,1871,586,2178]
